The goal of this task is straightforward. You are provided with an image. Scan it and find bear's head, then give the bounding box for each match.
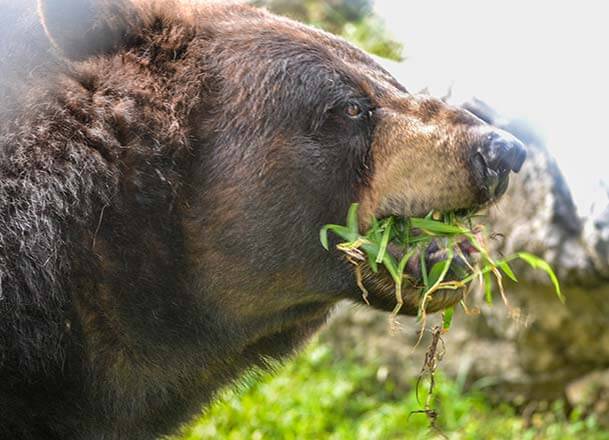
[37,0,525,341]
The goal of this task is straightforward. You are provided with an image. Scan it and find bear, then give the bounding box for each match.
[0,0,526,438]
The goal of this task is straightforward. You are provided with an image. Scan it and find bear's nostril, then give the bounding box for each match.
[505,142,527,173]
[472,131,527,201]
[483,132,527,174]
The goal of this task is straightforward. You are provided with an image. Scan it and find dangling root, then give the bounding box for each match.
[343,251,369,305]
[490,266,521,320]
[354,263,369,305]
[410,323,448,439]
[389,283,403,334]
[412,281,464,351]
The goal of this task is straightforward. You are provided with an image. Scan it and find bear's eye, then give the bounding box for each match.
[345,103,363,118]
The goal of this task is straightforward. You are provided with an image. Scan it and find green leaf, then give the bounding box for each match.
[517,252,564,303]
[376,217,393,263]
[367,216,383,241]
[497,261,518,282]
[407,236,432,246]
[445,211,456,225]
[410,218,469,235]
[427,258,450,288]
[361,239,399,282]
[402,219,411,246]
[420,250,429,288]
[320,227,330,251]
[397,249,417,279]
[367,252,379,273]
[319,224,352,250]
[346,203,360,235]
[443,306,455,330]
[484,270,493,304]
[371,215,380,231]
[381,253,400,284]
[463,232,494,263]
[367,216,382,241]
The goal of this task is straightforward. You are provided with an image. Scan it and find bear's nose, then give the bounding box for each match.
[471,130,527,201]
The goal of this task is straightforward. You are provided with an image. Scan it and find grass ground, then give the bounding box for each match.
[176,340,609,440]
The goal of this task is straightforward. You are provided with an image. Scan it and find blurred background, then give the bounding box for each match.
[181,1,609,439]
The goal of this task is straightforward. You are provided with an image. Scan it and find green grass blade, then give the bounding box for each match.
[346,203,360,235]
[407,236,432,246]
[375,217,393,263]
[320,226,330,251]
[463,232,495,265]
[420,249,429,288]
[428,258,451,288]
[367,253,379,273]
[360,239,399,282]
[410,218,469,235]
[319,224,354,250]
[367,216,382,242]
[484,271,493,304]
[445,211,456,225]
[517,252,563,302]
[381,253,400,284]
[397,249,417,278]
[443,306,455,330]
[371,215,380,232]
[497,261,518,282]
[460,254,520,284]
[403,219,411,246]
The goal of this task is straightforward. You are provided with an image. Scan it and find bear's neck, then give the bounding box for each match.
[0,35,332,430]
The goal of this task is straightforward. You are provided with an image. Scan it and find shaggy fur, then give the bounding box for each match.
[0,1,520,438]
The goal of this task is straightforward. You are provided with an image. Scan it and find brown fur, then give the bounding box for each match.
[0,1,512,438]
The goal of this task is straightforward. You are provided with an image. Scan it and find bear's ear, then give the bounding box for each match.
[37,0,139,60]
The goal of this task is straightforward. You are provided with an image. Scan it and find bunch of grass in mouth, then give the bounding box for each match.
[320,203,563,333]
[321,203,563,429]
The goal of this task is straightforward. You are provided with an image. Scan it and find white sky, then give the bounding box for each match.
[374,0,609,213]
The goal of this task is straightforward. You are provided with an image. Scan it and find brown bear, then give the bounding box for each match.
[0,0,525,438]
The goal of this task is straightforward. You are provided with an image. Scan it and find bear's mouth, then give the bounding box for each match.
[353,210,483,316]
[385,234,480,287]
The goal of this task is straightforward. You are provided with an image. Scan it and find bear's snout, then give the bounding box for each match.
[471,130,527,202]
